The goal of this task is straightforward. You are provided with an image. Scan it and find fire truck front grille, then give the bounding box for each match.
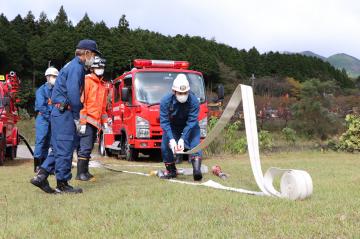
[151,135,162,140]
[151,131,162,140]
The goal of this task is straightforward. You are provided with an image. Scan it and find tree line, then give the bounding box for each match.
[0,6,355,112]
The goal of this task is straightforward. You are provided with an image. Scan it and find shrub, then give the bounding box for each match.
[338,114,360,152]
[326,138,339,151]
[229,136,247,154]
[259,130,274,151]
[282,127,297,145]
[204,117,223,155]
[291,79,342,139]
[224,120,242,152]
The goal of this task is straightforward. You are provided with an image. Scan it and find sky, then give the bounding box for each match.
[1,0,360,59]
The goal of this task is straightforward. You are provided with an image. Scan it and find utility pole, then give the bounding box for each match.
[251,73,256,92]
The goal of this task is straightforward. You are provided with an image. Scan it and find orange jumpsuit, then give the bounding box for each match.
[79,73,109,129]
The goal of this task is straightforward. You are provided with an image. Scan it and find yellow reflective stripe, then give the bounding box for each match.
[101,114,108,119]
[86,116,102,129]
[80,114,88,120]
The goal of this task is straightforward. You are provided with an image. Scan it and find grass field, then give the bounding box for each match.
[0,151,359,238]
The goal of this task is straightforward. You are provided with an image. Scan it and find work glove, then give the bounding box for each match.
[79,124,86,135]
[107,118,113,126]
[74,119,81,133]
[177,138,184,152]
[103,122,111,133]
[103,122,109,130]
[169,139,177,154]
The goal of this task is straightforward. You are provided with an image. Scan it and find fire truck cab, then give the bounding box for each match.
[100,59,208,161]
[0,72,20,165]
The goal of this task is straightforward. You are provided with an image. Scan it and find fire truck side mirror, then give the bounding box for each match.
[216,84,224,101]
[121,87,130,102]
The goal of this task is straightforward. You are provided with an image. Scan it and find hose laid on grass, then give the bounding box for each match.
[180,84,313,200]
[101,163,263,196]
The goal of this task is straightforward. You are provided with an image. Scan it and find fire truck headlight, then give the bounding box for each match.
[199,117,207,138]
[136,116,150,138]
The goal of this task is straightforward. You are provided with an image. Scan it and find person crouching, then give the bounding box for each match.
[159,74,202,181]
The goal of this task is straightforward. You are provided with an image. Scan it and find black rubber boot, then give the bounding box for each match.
[191,156,203,181]
[30,168,55,194]
[55,181,83,194]
[160,163,177,179]
[34,157,42,173]
[85,160,94,179]
[76,159,91,181]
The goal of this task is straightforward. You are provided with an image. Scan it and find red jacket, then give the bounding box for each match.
[80,73,109,129]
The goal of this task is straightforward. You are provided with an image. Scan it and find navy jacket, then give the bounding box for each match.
[35,83,53,119]
[160,91,200,141]
[51,56,85,120]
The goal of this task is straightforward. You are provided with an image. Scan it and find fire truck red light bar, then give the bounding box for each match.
[133,59,189,69]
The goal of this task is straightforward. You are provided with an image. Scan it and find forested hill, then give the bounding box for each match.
[0,6,354,92]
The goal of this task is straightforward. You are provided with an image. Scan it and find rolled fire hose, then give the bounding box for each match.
[102,84,313,200]
[179,84,313,200]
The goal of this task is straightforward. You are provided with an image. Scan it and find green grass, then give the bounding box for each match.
[0,151,359,238]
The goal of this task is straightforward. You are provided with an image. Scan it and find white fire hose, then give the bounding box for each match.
[102,84,313,200]
[180,84,313,200]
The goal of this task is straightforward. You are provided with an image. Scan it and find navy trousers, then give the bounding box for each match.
[34,114,51,159]
[78,123,97,159]
[42,108,77,181]
[161,126,202,163]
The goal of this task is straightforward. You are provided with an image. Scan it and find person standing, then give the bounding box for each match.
[30,39,101,194]
[33,67,58,172]
[159,74,203,181]
[76,56,110,181]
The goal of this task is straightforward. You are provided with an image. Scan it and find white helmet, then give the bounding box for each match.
[45,67,59,77]
[172,74,190,93]
[91,56,106,68]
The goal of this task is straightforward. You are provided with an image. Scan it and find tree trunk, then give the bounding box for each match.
[32,69,36,89]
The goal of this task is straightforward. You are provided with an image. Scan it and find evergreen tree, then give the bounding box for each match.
[75,13,94,39]
[118,14,130,33]
[54,6,72,27]
[38,12,50,36]
[0,8,356,113]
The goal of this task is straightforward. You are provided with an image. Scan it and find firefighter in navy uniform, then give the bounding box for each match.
[159,74,202,181]
[30,39,101,194]
[33,67,58,172]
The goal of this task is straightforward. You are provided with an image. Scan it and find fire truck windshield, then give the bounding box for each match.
[134,72,206,105]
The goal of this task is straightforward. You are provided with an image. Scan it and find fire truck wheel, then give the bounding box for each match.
[0,132,5,166]
[123,138,138,161]
[6,146,17,160]
[98,133,112,157]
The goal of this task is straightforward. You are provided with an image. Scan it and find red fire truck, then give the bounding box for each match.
[0,72,20,165]
[99,59,209,161]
